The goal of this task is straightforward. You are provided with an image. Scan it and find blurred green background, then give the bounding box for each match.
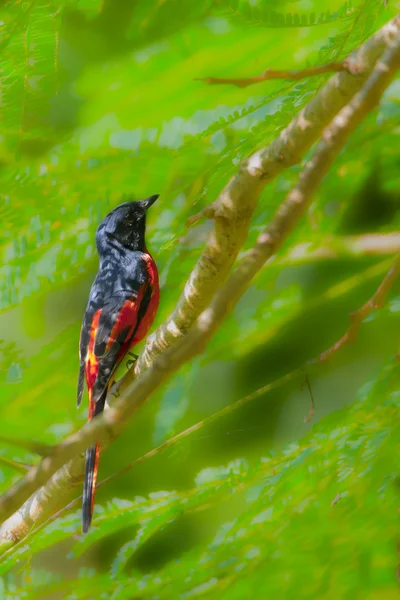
[1,0,400,597]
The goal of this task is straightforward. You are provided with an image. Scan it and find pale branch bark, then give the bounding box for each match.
[177,28,400,355]
[197,61,349,88]
[273,233,400,266]
[133,15,400,378]
[303,374,315,424]
[319,253,400,362]
[1,14,399,549]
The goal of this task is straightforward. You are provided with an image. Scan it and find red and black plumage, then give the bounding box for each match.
[77,195,160,533]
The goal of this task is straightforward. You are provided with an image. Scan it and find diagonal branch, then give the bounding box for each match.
[1,14,399,549]
[320,253,400,361]
[132,15,400,379]
[273,233,400,266]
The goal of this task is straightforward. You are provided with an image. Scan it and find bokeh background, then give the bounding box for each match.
[1,0,400,597]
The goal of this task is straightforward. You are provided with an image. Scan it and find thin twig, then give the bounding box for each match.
[320,254,400,361]
[0,457,30,474]
[273,233,400,266]
[303,373,316,424]
[331,493,342,507]
[197,61,349,88]
[0,436,54,458]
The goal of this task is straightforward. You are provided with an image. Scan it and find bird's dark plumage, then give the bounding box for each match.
[78,195,160,533]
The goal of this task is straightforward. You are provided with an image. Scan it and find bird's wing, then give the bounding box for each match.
[85,285,150,412]
[77,321,90,407]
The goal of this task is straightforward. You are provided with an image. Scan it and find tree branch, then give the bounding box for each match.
[320,253,400,361]
[133,15,400,378]
[273,233,400,266]
[197,61,349,88]
[1,14,399,549]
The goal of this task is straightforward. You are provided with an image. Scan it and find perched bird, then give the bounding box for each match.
[77,195,160,533]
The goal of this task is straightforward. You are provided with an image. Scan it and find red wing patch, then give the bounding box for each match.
[133,253,160,345]
[105,291,144,360]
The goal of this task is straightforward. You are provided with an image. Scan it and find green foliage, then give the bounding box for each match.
[0,2,62,158]
[0,0,399,597]
[221,0,357,28]
[1,357,400,597]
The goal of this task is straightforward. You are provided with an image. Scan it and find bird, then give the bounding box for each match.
[77,194,160,533]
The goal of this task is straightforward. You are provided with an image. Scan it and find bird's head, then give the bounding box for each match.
[96,194,159,254]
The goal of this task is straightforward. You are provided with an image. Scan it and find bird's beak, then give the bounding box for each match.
[141,194,159,211]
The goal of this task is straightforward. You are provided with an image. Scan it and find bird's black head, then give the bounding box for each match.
[96,194,159,255]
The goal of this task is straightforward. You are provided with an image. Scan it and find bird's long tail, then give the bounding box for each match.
[82,442,100,533]
[82,389,106,533]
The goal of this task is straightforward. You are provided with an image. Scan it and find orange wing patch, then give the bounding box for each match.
[86,308,102,419]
